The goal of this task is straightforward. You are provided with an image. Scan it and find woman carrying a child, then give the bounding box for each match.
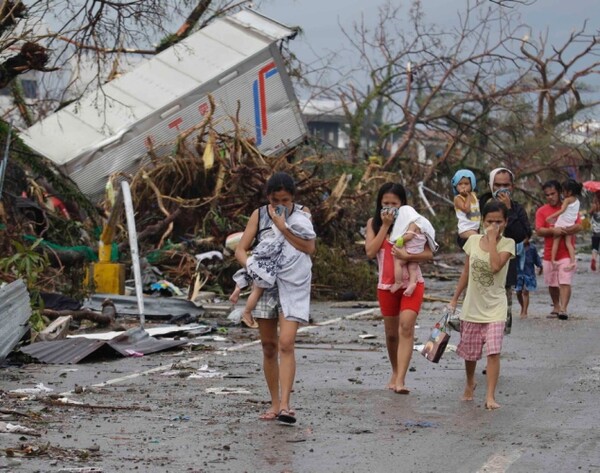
[234,172,316,424]
[365,182,434,394]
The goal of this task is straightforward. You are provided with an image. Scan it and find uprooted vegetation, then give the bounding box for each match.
[1,115,433,306]
[5,107,589,310]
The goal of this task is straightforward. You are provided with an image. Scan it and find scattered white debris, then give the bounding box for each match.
[10,383,53,394]
[0,422,41,436]
[205,387,251,395]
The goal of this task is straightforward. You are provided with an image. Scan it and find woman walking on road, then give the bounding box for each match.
[365,183,434,394]
[234,172,316,424]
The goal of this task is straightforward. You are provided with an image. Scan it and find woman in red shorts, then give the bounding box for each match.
[365,183,434,394]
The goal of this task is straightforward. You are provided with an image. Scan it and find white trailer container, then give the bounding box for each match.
[20,9,306,201]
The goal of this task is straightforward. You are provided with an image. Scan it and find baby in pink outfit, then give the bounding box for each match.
[389,205,438,296]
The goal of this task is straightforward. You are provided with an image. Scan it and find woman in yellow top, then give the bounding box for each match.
[449,200,515,410]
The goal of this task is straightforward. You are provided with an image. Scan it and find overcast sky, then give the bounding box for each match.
[257,0,598,63]
[257,0,598,82]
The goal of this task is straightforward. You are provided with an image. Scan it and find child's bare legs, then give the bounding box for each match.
[241,285,263,328]
[485,354,501,409]
[517,289,529,318]
[550,234,562,266]
[229,284,242,304]
[564,235,576,271]
[462,360,477,401]
[390,258,405,293]
[403,262,420,296]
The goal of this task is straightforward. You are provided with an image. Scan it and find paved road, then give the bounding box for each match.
[1,260,599,472]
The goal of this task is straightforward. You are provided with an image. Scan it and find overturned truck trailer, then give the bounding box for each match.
[21,9,306,201]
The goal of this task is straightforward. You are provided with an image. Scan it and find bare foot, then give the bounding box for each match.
[403,283,417,297]
[394,386,410,394]
[259,410,278,420]
[241,311,258,329]
[386,374,398,390]
[485,400,501,410]
[229,287,241,304]
[462,383,477,401]
[390,282,403,293]
[519,312,528,319]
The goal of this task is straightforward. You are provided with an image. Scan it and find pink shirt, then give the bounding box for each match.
[376,239,424,290]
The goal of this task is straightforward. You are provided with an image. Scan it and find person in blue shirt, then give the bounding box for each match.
[515,233,543,319]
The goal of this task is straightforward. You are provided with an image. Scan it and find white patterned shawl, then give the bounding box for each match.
[246,210,315,323]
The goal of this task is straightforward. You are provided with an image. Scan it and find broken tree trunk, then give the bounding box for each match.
[43,308,114,327]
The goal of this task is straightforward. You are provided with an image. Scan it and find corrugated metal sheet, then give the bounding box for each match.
[20,337,110,364]
[0,279,31,361]
[20,327,187,364]
[85,294,205,319]
[20,8,306,201]
[105,327,186,356]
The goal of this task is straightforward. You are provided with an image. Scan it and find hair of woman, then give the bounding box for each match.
[372,182,407,235]
[266,172,296,196]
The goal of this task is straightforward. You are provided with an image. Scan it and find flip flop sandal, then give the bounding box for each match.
[241,316,259,329]
[277,409,296,425]
[546,311,559,319]
[557,312,569,320]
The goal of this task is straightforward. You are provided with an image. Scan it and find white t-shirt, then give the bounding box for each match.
[555,199,580,227]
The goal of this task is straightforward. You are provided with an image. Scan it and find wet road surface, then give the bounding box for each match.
[1,258,599,472]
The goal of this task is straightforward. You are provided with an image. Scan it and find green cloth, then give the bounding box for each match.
[23,235,113,262]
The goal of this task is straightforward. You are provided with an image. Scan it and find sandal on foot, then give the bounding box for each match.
[241,315,259,329]
[259,411,278,421]
[557,312,569,320]
[546,311,559,319]
[277,409,296,425]
[394,387,410,395]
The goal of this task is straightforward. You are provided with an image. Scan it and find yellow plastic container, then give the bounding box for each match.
[86,262,125,295]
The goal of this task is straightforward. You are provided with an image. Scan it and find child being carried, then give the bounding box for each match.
[544,178,582,271]
[389,205,439,296]
[451,169,481,242]
[230,205,316,328]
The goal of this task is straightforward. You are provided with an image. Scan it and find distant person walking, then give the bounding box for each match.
[365,182,434,394]
[515,234,542,319]
[535,180,583,320]
[544,179,583,270]
[590,191,600,272]
[478,168,530,334]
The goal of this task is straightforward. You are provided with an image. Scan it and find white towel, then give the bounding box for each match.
[389,205,439,253]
